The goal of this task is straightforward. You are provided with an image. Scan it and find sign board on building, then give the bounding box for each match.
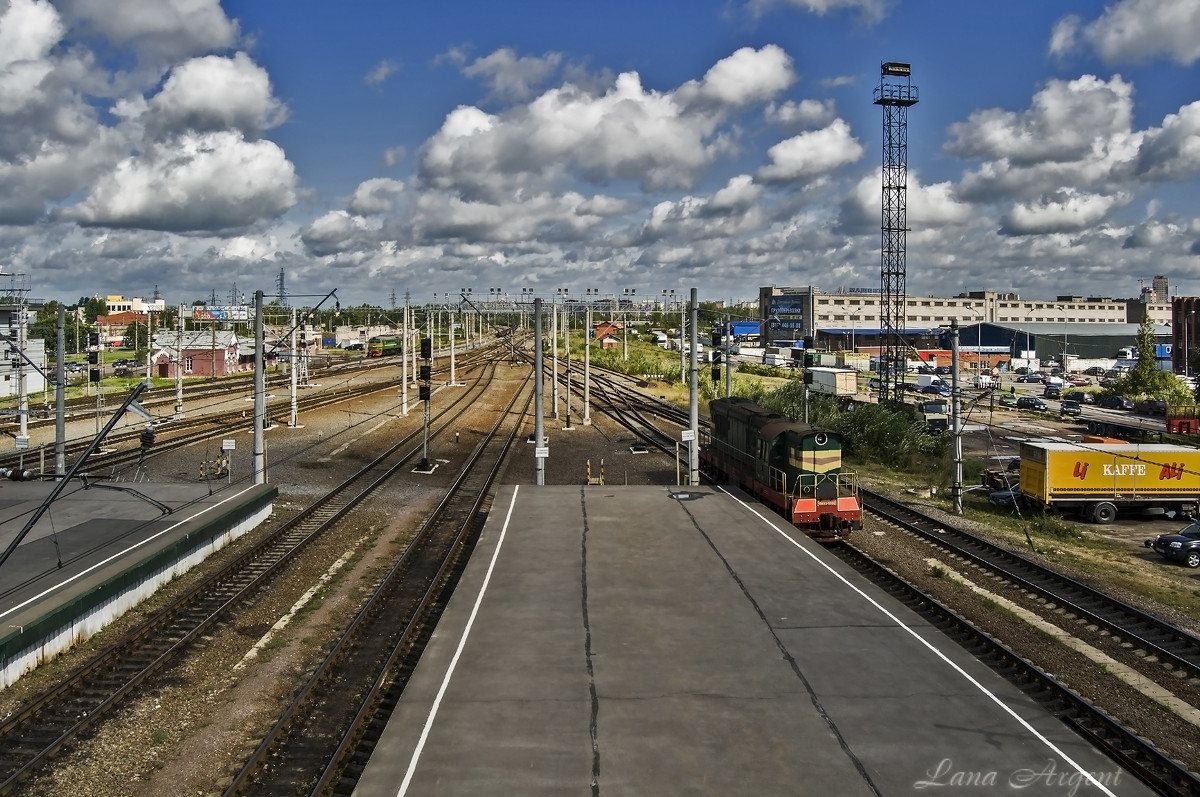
[192,306,251,322]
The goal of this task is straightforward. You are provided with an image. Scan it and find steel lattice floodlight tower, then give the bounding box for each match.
[874,61,918,403]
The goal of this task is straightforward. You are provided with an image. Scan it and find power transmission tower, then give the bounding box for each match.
[874,61,918,404]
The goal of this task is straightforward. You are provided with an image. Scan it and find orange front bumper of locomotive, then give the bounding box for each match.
[790,497,862,526]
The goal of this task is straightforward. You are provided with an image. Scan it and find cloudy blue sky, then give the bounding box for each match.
[3,0,1200,308]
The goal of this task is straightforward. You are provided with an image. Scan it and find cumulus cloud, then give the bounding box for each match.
[947,75,1134,167]
[1000,189,1129,235]
[300,210,377,257]
[635,176,768,243]
[348,178,406,216]
[365,59,398,86]
[675,45,795,110]
[1050,0,1200,66]
[745,0,892,23]
[1136,101,1200,180]
[383,146,406,167]
[147,53,288,136]
[948,75,1143,214]
[56,0,238,65]
[837,170,972,237]
[765,98,836,128]
[219,234,280,261]
[66,131,298,231]
[419,46,792,196]
[459,48,563,101]
[757,119,862,183]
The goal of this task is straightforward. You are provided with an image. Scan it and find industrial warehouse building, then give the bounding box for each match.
[757,284,1178,368]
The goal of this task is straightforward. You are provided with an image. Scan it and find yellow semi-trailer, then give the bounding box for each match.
[1019,441,1200,523]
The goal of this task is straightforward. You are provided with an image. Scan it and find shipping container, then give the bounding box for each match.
[837,351,872,371]
[804,366,857,397]
[1018,441,1200,523]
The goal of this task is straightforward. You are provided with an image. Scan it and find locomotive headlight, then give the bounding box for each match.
[815,433,828,445]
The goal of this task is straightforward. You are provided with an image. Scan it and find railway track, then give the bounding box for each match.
[830,541,1200,796]
[0,358,506,795]
[0,345,503,475]
[223,369,533,796]
[861,487,1200,680]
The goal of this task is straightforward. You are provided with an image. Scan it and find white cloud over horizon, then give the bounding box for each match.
[1,0,1200,309]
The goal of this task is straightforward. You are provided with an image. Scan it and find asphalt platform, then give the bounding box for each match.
[352,484,1155,796]
[0,477,276,687]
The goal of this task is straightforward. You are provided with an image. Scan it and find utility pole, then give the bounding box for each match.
[564,307,573,429]
[253,290,266,484]
[401,303,409,417]
[551,296,559,418]
[174,305,185,420]
[688,288,699,486]
[288,305,299,428]
[534,298,545,485]
[583,305,591,425]
[15,308,28,457]
[55,305,65,477]
[951,319,963,515]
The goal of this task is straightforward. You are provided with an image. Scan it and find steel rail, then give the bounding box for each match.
[0,360,502,794]
[861,487,1200,680]
[223,373,533,796]
[832,542,1200,796]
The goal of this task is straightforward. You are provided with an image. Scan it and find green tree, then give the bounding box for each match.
[79,296,107,323]
[1109,315,1191,404]
[123,320,149,353]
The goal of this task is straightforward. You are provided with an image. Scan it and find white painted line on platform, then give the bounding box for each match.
[717,487,1120,797]
[396,485,520,796]
[0,485,265,622]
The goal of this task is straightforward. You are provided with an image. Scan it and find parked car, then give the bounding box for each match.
[1062,390,1094,404]
[1042,384,1062,399]
[1084,366,1106,376]
[1145,522,1200,568]
[868,377,882,390]
[1059,400,1082,418]
[1016,373,1043,383]
[920,384,952,396]
[989,483,1024,509]
[1066,376,1091,386]
[1097,394,1134,411]
[1015,396,1048,410]
[998,392,1018,407]
[1135,398,1168,416]
[934,366,952,375]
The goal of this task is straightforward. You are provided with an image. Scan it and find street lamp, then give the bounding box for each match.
[1055,304,1068,371]
[1187,309,1195,379]
[847,305,870,352]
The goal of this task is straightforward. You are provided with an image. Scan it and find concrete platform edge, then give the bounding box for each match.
[0,484,277,688]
